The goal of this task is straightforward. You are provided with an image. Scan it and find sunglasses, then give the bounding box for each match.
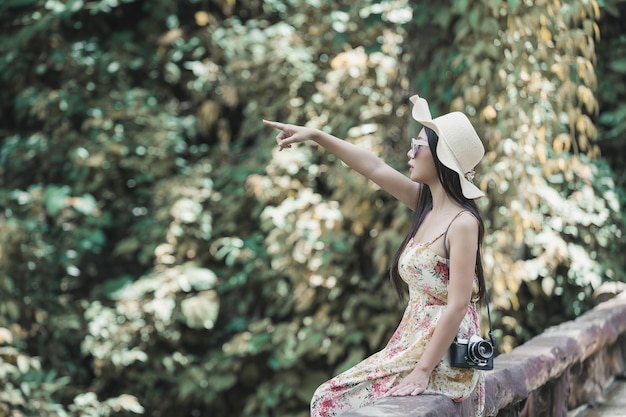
[409,138,429,158]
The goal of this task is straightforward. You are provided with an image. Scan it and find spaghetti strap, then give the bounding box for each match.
[419,210,472,247]
[443,210,473,263]
[425,230,446,246]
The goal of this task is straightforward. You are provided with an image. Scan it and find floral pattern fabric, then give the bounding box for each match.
[310,232,485,417]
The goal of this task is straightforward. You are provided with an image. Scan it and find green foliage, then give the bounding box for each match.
[425,0,626,350]
[0,0,625,416]
[0,329,144,417]
[596,1,626,188]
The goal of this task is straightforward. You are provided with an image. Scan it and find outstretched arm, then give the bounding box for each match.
[263,120,420,210]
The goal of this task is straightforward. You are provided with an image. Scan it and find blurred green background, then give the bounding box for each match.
[1,0,625,416]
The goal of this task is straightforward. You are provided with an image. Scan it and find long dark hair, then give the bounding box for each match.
[389,127,486,303]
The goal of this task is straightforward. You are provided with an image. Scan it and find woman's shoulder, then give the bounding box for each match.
[447,210,479,235]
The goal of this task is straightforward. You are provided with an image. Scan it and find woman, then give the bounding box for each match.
[263,94,488,416]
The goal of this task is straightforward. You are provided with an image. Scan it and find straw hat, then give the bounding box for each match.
[410,94,485,199]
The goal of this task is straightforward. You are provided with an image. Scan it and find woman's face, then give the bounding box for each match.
[407,128,437,183]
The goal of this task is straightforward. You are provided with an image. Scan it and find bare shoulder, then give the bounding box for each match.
[448,212,480,245]
[451,212,479,232]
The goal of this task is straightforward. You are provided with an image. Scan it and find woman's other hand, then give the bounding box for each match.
[385,368,430,397]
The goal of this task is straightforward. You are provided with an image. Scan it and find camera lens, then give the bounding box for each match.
[467,338,494,364]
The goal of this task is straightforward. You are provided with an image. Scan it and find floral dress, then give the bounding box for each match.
[310,229,486,417]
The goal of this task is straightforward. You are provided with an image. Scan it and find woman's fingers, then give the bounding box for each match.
[386,383,425,397]
[276,130,292,140]
[276,131,293,150]
[262,119,286,130]
[263,119,294,151]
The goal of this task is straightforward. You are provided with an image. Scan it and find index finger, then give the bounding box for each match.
[262,119,286,130]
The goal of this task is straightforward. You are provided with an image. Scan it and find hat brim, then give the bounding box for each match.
[436,136,485,199]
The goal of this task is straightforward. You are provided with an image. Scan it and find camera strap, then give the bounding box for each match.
[443,211,495,348]
[483,284,495,348]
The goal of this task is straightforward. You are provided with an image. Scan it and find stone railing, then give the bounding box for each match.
[342,285,626,417]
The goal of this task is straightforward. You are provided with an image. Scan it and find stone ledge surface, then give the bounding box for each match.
[340,395,465,417]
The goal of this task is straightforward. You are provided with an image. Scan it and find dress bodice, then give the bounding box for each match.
[398,237,480,305]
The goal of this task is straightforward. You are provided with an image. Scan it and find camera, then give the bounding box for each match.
[449,335,494,370]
